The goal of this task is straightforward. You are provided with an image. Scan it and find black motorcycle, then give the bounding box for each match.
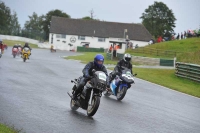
[67,70,107,116]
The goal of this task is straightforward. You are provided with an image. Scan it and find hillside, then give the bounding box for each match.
[127,38,200,64]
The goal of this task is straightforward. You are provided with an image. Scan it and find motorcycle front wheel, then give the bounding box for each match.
[116,87,127,101]
[87,96,100,116]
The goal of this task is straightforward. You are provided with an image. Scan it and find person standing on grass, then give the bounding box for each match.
[184,31,187,39]
[109,44,113,53]
[181,32,183,39]
[176,33,180,40]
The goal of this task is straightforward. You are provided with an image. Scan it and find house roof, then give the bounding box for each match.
[50,16,152,42]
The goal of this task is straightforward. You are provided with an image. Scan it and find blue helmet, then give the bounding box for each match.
[94,54,104,68]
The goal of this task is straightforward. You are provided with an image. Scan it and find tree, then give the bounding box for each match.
[23,12,45,40]
[9,11,21,35]
[0,1,12,34]
[24,12,44,32]
[140,1,176,38]
[42,9,70,40]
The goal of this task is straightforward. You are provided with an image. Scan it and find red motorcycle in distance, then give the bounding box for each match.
[12,48,18,58]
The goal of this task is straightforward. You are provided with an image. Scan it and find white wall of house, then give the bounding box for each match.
[132,40,149,48]
[48,33,149,52]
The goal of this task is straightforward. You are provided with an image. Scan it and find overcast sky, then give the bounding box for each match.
[4,0,200,34]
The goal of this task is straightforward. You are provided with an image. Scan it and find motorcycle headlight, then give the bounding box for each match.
[96,82,106,91]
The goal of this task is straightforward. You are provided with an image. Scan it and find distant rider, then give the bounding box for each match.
[0,39,4,56]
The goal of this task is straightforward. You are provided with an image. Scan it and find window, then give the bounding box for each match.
[56,34,66,39]
[78,36,85,40]
[98,37,106,42]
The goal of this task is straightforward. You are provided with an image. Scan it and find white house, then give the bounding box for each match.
[49,16,152,53]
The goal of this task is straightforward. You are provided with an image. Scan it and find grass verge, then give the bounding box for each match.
[133,67,199,98]
[0,123,19,133]
[3,40,38,48]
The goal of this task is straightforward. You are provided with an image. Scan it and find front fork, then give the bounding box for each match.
[89,89,93,106]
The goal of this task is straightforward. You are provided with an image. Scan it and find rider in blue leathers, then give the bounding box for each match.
[72,54,108,100]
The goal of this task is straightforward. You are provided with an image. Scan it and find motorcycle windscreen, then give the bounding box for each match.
[121,70,134,84]
[93,71,107,91]
[24,47,30,52]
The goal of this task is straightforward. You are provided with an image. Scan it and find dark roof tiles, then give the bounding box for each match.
[50,16,152,42]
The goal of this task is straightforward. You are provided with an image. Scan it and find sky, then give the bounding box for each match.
[4,0,200,34]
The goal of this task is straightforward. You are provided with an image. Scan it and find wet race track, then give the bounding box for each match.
[0,48,200,133]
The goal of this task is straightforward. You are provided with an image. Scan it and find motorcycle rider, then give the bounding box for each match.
[22,43,32,59]
[18,44,22,49]
[12,44,18,49]
[22,42,32,50]
[72,54,108,101]
[0,39,4,57]
[107,53,133,88]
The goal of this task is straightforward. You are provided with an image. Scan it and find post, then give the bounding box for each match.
[174,57,176,68]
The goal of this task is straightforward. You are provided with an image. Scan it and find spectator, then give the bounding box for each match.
[109,44,113,53]
[171,35,175,40]
[130,42,133,48]
[113,43,116,57]
[149,39,153,45]
[157,36,162,43]
[181,32,183,39]
[184,31,187,39]
[176,33,180,40]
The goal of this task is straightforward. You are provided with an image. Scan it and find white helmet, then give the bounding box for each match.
[123,53,132,62]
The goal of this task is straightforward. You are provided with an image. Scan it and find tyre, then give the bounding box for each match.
[116,87,127,101]
[87,96,100,116]
[70,99,79,111]
[13,54,16,58]
[103,90,111,97]
[23,58,26,62]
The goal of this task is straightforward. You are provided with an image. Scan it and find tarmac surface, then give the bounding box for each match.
[0,48,200,133]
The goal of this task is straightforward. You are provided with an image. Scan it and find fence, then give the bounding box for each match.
[106,53,112,60]
[77,46,104,52]
[132,47,181,57]
[175,62,200,82]
[117,53,124,60]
